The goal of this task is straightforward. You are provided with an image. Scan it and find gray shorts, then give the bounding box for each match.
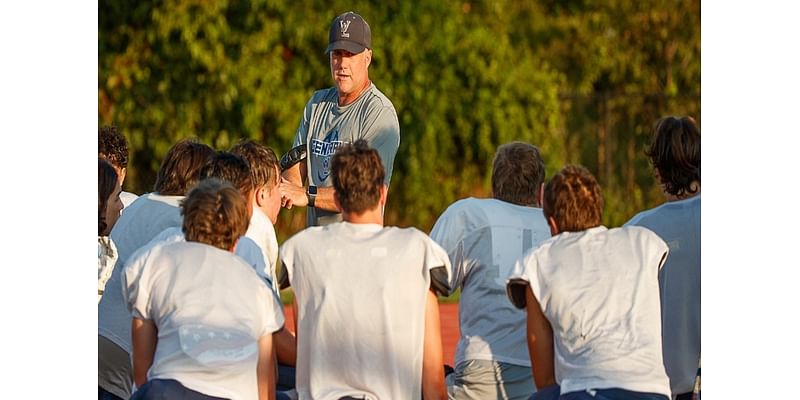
[446,359,535,400]
[98,335,133,399]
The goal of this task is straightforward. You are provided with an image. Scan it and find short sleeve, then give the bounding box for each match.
[646,229,670,271]
[235,237,271,288]
[255,280,286,338]
[278,240,296,290]
[419,233,452,297]
[121,246,155,321]
[429,205,468,294]
[506,249,543,309]
[361,107,400,185]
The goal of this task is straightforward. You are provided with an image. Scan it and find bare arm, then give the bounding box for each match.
[422,289,447,400]
[131,317,158,387]
[280,162,305,210]
[279,178,340,213]
[257,333,276,400]
[274,327,297,366]
[525,285,556,389]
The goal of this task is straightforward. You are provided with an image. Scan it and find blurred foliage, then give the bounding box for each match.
[99,0,700,239]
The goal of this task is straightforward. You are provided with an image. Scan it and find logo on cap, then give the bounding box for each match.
[340,20,351,38]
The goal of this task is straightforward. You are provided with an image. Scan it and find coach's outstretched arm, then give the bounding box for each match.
[422,289,447,400]
[279,171,341,213]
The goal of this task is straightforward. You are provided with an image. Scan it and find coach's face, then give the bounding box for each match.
[330,48,371,105]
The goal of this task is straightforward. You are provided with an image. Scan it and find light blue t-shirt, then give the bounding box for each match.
[625,195,701,396]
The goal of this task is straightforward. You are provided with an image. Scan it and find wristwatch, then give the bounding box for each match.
[307,185,317,208]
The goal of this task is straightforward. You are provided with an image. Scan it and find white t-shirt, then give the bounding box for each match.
[148,226,275,292]
[122,241,284,400]
[100,192,184,353]
[625,195,701,395]
[244,206,279,293]
[98,236,118,303]
[280,222,451,400]
[430,198,551,366]
[120,190,139,209]
[509,226,671,397]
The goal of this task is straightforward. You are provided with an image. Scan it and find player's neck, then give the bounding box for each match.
[338,80,371,106]
[666,181,700,202]
[342,206,383,226]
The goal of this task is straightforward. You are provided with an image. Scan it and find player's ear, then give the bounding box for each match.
[547,216,559,236]
[379,184,388,206]
[365,49,372,67]
[538,183,544,208]
[254,185,267,208]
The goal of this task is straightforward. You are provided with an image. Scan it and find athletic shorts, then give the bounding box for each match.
[446,359,535,400]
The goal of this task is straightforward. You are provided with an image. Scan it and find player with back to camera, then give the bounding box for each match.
[279,139,450,400]
[430,142,552,399]
[507,165,672,400]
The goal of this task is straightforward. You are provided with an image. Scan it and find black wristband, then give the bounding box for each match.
[307,185,317,208]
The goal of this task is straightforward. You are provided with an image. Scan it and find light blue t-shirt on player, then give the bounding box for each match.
[625,195,701,396]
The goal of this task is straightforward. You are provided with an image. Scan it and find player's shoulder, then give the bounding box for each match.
[626,195,701,227]
[381,226,440,249]
[282,225,326,249]
[610,225,665,246]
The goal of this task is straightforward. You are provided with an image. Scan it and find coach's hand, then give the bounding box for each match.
[279,177,308,209]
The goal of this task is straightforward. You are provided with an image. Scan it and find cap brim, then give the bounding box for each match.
[325,41,367,54]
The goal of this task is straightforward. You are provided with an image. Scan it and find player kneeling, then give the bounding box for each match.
[507,165,672,400]
[123,178,285,400]
[279,139,451,400]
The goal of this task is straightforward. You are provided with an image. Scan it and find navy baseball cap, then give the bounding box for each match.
[325,11,371,54]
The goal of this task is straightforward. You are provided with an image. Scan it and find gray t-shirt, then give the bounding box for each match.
[625,195,701,395]
[430,198,551,367]
[293,83,400,226]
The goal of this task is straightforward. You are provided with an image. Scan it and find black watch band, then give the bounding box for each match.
[307,185,317,208]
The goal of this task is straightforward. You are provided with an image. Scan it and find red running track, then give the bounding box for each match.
[283,303,461,366]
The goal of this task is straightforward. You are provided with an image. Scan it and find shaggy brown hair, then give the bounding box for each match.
[198,151,254,201]
[492,142,546,206]
[331,139,384,214]
[646,116,701,198]
[543,165,603,232]
[153,139,216,196]
[181,178,250,251]
[98,158,118,236]
[230,139,279,192]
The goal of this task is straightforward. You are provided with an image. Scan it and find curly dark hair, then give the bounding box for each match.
[153,139,216,196]
[181,178,250,251]
[492,142,546,207]
[543,165,603,232]
[98,126,129,169]
[98,158,118,236]
[646,116,700,198]
[331,139,384,214]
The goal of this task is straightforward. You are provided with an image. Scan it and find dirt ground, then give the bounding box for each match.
[283,303,461,366]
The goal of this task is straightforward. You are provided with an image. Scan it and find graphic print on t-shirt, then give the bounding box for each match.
[310,129,347,182]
